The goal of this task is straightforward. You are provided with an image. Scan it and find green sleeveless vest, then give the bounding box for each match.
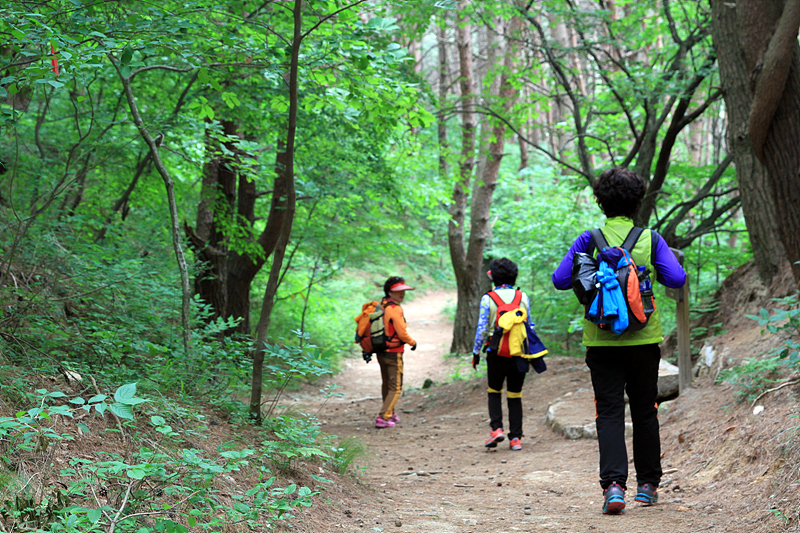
[582,217,663,347]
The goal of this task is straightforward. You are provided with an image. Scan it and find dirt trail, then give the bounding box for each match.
[290,290,730,533]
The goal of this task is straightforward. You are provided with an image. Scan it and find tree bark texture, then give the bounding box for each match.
[185,118,292,334]
[738,0,800,283]
[710,0,788,284]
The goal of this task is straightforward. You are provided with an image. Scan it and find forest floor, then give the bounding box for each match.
[284,281,800,533]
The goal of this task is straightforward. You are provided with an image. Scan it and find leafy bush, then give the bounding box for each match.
[718,356,785,402]
[0,387,318,533]
[718,293,800,400]
[748,293,800,367]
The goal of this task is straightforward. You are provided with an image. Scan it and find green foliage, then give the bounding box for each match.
[717,357,785,403]
[718,293,800,400]
[328,436,367,475]
[485,155,596,356]
[0,385,145,459]
[747,294,800,367]
[258,338,333,415]
[0,388,318,533]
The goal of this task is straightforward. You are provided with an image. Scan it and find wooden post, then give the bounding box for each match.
[665,248,691,393]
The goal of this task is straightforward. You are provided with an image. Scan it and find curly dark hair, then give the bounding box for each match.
[489,258,518,286]
[593,167,646,219]
[384,276,405,297]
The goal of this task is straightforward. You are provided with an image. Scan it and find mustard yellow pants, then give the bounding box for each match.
[377,352,403,420]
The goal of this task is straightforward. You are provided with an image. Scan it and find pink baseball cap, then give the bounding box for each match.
[389,281,415,291]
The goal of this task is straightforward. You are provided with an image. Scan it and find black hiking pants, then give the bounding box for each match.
[486,353,526,439]
[586,344,662,491]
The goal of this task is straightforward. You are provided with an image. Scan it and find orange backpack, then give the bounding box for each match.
[354,301,398,355]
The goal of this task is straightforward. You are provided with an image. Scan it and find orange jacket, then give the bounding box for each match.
[381,297,415,353]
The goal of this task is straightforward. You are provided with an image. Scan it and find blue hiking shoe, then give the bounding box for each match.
[634,483,658,505]
[602,482,626,515]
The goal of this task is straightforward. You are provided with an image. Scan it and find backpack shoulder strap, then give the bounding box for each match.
[588,228,608,256]
[487,291,504,307]
[511,290,522,306]
[621,226,645,253]
[650,230,660,263]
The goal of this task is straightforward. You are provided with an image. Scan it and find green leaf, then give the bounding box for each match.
[127,466,147,479]
[114,383,147,405]
[87,508,102,524]
[49,405,74,417]
[77,423,90,433]
[109,403,134,420]
[121,45,134,66]
[150,415,166,426]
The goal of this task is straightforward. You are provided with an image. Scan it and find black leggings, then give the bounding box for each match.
[486,353,526,439]
[586,343,662,490]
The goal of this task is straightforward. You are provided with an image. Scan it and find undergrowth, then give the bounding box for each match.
[718,292,800,402]
[0,382,367,533]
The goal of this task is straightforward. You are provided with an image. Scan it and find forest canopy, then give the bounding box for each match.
[1,0,797,415]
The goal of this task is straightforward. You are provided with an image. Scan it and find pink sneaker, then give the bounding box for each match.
[375,416,396,428]
[509,437,522,451]
[389,413,400,424]
[485,428,505,447]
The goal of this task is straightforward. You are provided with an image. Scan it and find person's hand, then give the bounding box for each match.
[362,352,372,363]
[410,343,417,351]
[472,352,480,370]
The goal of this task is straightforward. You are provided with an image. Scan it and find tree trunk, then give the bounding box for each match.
[190,120,238,322]
[95,152,151,243]
[58,153,91,218]
[738,0,800,284]
[710,0,789,284]
[448,0,478,353]
[450,14,522,353]
[118,69,192,354]
[250,0,302,422]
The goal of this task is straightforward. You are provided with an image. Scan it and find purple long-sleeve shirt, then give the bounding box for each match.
[552,229,687,290]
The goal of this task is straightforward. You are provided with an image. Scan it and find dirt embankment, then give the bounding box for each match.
[287,283,800,533]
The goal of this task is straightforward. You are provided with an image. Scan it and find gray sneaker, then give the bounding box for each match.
[634,483,658,505]
[602,482,626,514]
